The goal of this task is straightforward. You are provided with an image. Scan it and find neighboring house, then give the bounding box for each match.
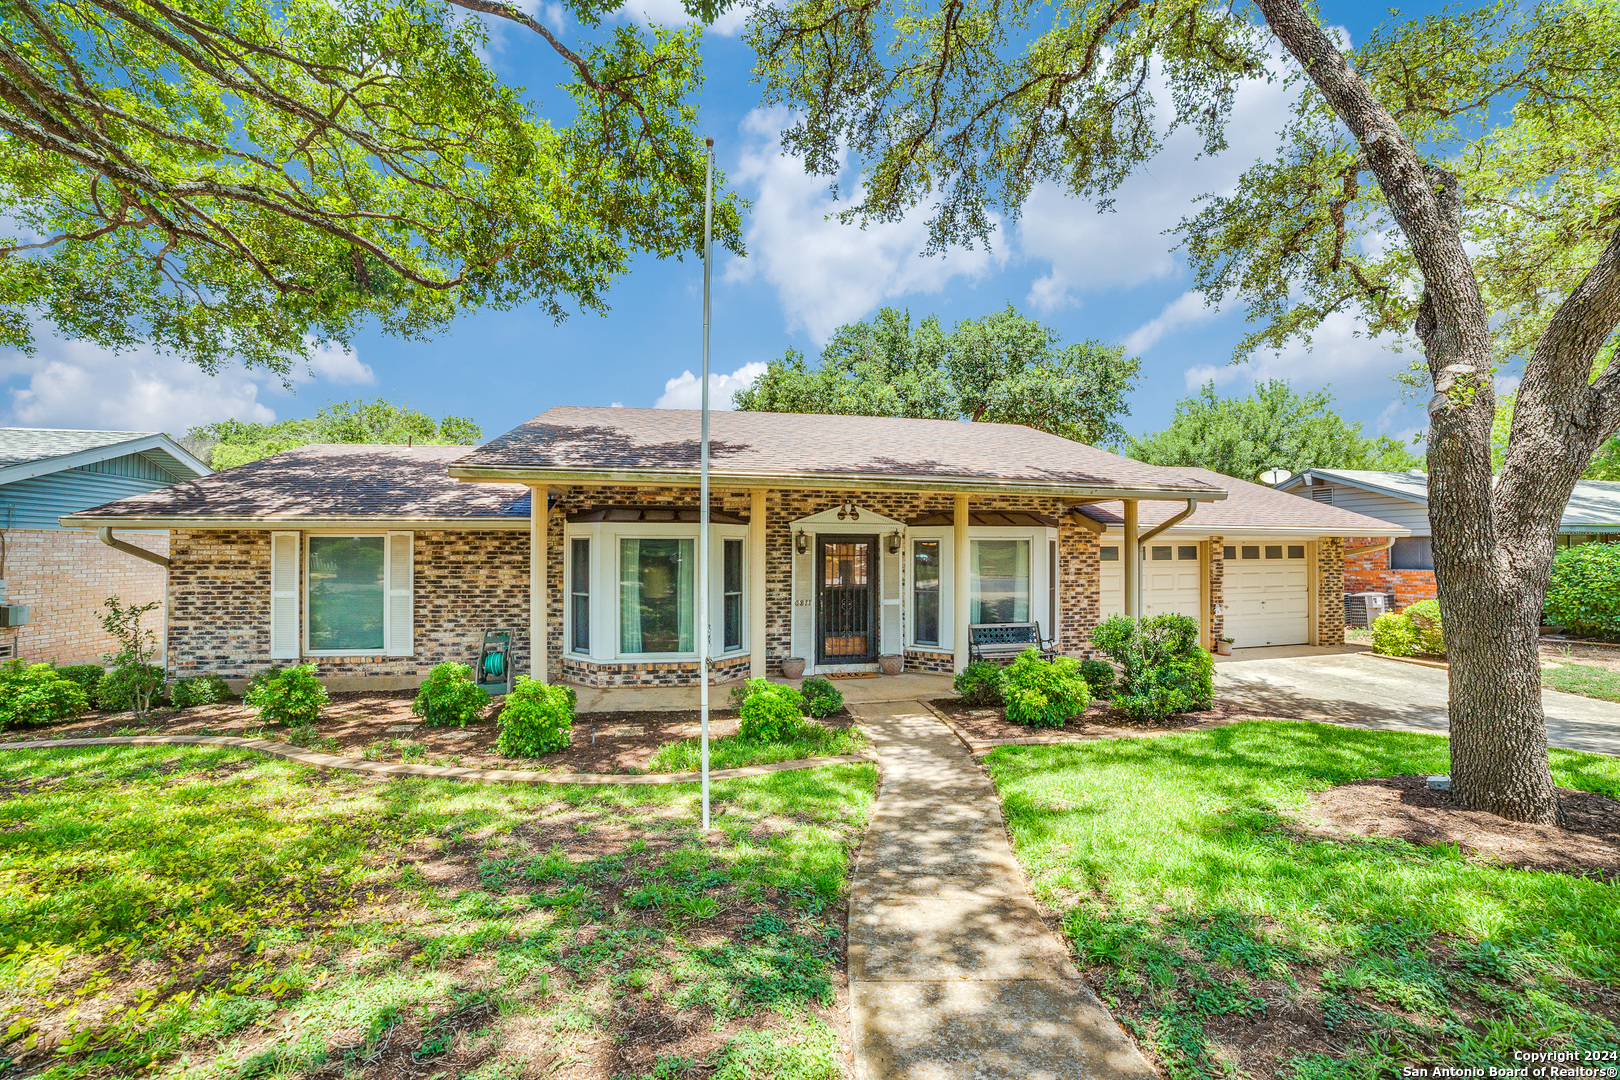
[0,429,210,664]
[1276,468,1620,609]
[62,409,1407,688]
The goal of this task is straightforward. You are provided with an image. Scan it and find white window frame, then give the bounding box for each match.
[967,526,1058,638]
[301,531,412,658]
[567,535,592,655]
[905,526,954,650]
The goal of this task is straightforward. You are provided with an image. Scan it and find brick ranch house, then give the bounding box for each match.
[1277,468,1620,610]
[0,429,209,664]
[62,409,1407,689]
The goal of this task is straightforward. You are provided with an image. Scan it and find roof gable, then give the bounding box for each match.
[0,429,210,488]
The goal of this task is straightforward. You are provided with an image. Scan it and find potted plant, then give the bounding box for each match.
[781,657,807,679]
[1215,637,1234,656]
[879,653,904,676]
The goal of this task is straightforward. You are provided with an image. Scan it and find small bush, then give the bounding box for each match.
[52,664,104,696]
[245,664,328,727]
[1404,599,1445,655]
[1002,648,1090,728]
[0,661,88,730]
[495,677,575,756]
[1078,658,1115,700]
[953,661,1006,707]
[95,663,167,712]
[739,680,806,741]
[1371,601,1444,658]
[1091,613,1213,721]
[169,674,233,709]
[412,661,490,727]
[1546,542,1620,637]
[799,675,845,718]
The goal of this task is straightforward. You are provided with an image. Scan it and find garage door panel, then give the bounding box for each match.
[1224,540,1310,647]
[1102,544,1202,621]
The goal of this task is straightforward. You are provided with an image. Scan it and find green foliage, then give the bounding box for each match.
[245,665,328,728]
[412,662,490,728]
[734,305,1140,445]
[1090,614,1213,720]
[953,661,1007,707]
[1371,601,1445,657]
[739,680,807,742]
[168,674,234,709]
[1,0,743,377]
[187,398,484,469]
[798,676,845,718]
[1078,658,1115,700]
[51,664,104,696]
[495,677,575,757]
[1127,381,1422,481]
[0,661,88,730]
[1546,542,1620,637]
[95,664,167,712]
[1002,648,1090,728]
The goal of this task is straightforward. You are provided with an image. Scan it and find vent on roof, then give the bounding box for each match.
[1310,487,1334,504]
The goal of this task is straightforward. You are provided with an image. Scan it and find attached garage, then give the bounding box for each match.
[1101,541,1205,621]
[1221,540,1310,647]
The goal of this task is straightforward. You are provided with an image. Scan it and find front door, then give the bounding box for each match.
[816,535,877,665]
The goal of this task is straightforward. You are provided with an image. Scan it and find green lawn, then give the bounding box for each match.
[649,723,869,773]
[0,745,876,1079]
[984,721,1620,1079]
[1542,661,1620,703]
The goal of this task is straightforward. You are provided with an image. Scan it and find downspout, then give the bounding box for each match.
[98,527,171,568]
[1131,499,1199,616]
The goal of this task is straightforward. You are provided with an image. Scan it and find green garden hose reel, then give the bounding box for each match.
[475,629,514,696]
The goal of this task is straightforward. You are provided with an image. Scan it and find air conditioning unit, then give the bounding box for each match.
[1344,591,1393,628]
[0,604,30,627]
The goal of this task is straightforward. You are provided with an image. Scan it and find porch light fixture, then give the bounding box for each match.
[836,501,860,521]
[795,529,809,554]
[886,530,902,555]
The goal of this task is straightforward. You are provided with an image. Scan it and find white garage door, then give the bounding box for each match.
[1223,540,1310,647]
[1100,541,1202,620]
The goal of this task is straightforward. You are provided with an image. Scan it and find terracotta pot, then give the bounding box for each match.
[879,654,904,676]
[781,657,807,679]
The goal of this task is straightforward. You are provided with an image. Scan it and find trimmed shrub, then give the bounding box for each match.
[799,675,845,718]
[1078,658,1115,700]
[1404,599,1445,655]
[245,664,328,727]
[169,674,233,709]
[496,677,575,756]
[95,663,166,712]
[1371,601,1444,658]
[1546,542,1620,637]
[53,664,104,696]
[1003,648,1091,728]
[739,679,806,741]
[1091,613,1213,721]
[412,662,490,727]
[953,661,1006,707]
[0,661,88,730]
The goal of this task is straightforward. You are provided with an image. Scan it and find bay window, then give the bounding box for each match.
[618,537,695,654]
[570,537,590,653]
[723,538,743,651]
[970,538,1030,624]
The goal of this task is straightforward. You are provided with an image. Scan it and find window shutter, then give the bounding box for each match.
[387,532,414,656]
[270,532,300,659]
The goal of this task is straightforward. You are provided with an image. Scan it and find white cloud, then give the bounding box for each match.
[654,361,768,409]
[0,331,374,433]
[1179,310,1417,401]
[726,109,1003,343]
[616,0,748,35]
[1124,290,1218,354]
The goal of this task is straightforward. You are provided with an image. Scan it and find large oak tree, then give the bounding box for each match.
[747,0,1620,822]
[1,0,743,376]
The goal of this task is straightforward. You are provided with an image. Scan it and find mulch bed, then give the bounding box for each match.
[0,692,853,774]
[927,696,1262,743]
[1302,774,1620,880]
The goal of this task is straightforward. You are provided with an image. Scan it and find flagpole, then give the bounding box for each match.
[700,136,714,832]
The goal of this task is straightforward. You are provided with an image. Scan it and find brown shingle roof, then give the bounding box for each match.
[1076,468,1408,536]
[452,407,1225,499]
[66,444,530,523]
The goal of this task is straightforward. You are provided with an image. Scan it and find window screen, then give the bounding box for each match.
[307,536,385,652]
[1391,536,1435,571]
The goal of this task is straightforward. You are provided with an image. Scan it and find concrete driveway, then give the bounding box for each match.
[1215,648,1620,756]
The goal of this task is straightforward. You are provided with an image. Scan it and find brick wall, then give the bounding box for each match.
[1316,537,1346,645]
[1344,537,1437,609]
[1208,535,1225,643]
[2,528,168,665]
[167,528,531,681]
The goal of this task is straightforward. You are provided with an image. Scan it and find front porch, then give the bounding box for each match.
[570,671,958,714]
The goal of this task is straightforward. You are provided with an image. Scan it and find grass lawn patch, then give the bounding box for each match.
[984,720,1620,1079]
[649,722,869,773]
[1541,662,1620,703]
[0,745,876,1079]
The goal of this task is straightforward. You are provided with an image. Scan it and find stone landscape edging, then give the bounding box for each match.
[0,734,880,786]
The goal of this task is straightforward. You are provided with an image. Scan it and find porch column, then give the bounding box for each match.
[530,485,547,681]
[1123,499,1139,619]
[954,493,971,672]
[750,487,768,678]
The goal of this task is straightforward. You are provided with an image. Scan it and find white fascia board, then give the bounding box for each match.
[1101,523,1411,538]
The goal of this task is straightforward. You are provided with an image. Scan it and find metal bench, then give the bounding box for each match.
[968,622,1054,663]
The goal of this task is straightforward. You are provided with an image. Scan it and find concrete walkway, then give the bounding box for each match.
[846,701,1152,1080]
[1216,651,1620,756]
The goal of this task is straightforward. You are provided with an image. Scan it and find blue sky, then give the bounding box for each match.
[0,2,1433,449]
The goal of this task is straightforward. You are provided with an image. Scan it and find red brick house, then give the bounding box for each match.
[63,409,1408,688]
